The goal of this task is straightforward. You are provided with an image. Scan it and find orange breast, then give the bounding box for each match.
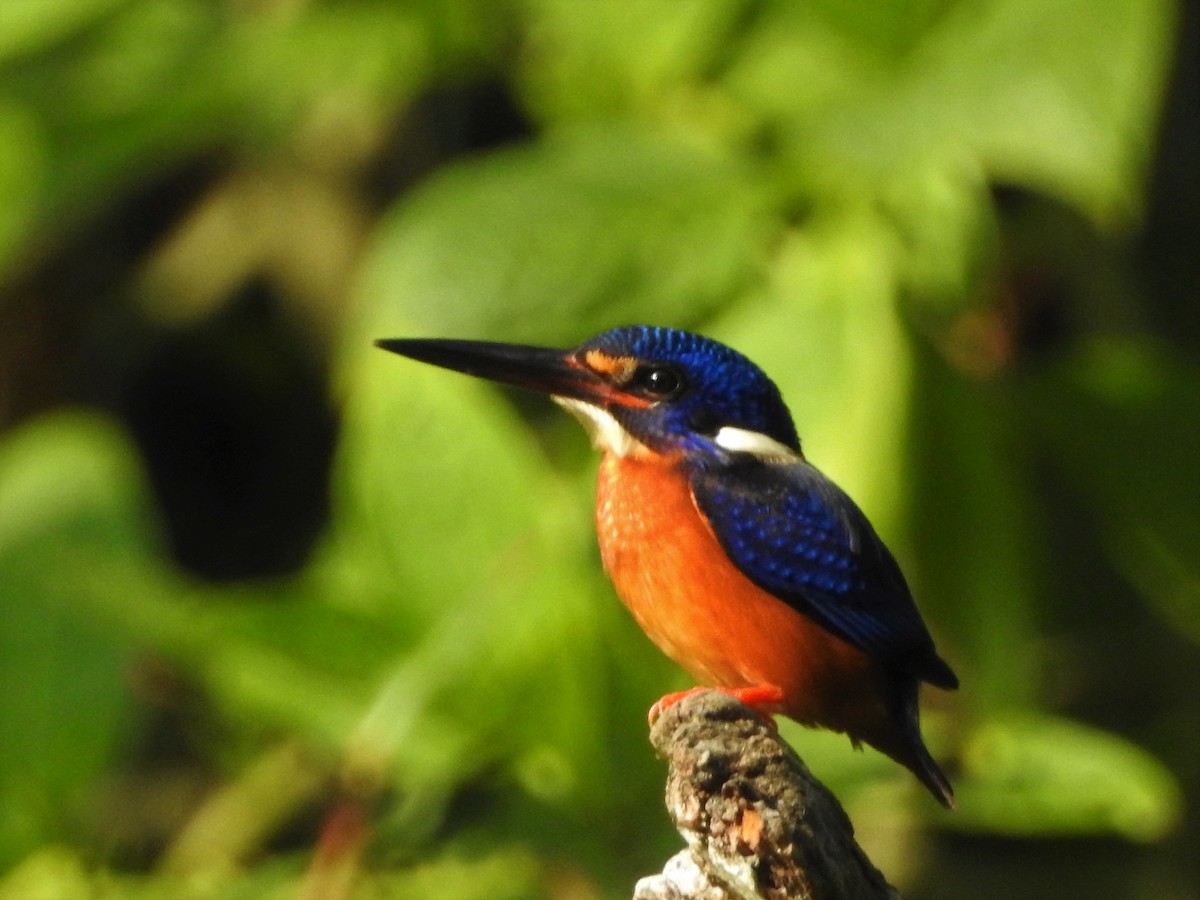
[595,452,888,738]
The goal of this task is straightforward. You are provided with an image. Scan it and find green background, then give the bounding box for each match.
[0,1,1196,897]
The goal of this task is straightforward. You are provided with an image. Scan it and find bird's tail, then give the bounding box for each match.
[907,733,956,810]
[875,681,956,809]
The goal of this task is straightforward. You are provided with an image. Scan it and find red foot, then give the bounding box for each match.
[648,683,786,728]
[730,683,786,709]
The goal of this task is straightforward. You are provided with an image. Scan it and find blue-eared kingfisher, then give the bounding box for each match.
[376,325,959,807]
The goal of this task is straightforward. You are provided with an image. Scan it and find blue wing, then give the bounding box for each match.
[690,458,957,689]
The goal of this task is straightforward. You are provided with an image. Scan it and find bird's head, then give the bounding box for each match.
[376,325,801,463]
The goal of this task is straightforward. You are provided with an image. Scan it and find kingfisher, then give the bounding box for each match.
[376,325,958,807]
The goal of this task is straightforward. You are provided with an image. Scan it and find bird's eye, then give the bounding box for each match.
[629,364,684,399]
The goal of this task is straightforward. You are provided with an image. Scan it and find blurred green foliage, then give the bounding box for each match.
[0,0,1195,898]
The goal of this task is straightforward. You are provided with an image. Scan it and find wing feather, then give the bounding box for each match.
[690,458,957,689]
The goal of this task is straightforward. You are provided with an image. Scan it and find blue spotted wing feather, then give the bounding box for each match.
[690,459,958,689]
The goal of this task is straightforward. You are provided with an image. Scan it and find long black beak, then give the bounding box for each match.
[375,337,610,404]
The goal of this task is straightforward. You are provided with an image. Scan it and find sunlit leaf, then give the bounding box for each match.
[0,848,91,900]
[0,413,150,864]
[518,0,745,122]
[727,0,1173,225]
[361,128,773,343]
[0,0,124,63]
[360,845,543,900]
[332,345,571,617]
[912,0,1174,225]
[711,207,913,524]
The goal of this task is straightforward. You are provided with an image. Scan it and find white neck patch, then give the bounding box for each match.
[553,397,646,457]
[713,426,801,462]
[552,400,799,463]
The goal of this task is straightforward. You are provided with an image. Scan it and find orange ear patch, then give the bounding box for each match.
[583,349,639,383]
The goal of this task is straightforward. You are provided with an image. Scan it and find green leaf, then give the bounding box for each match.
[517,0,746,122]
[1025,338,1200,644]
[332,345,572,618]
[329,344,631,824]
[711,206,913,525]
[0,103,42,278]
[0,0,124,63]
[909,348,1045,710]
[727,0,1173,225]
[955,714,1181,841]
[911,0,1174,224]
[361,127,773,343]
[0,848,91,900]
[0,413,150,864]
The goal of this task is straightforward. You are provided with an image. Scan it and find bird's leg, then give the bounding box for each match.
[729,683,786,710]
[648,684,786,728]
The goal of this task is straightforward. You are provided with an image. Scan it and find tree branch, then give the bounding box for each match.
[635,691,901,900]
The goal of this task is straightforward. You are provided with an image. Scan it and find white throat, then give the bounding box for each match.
[553,397,646,457]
